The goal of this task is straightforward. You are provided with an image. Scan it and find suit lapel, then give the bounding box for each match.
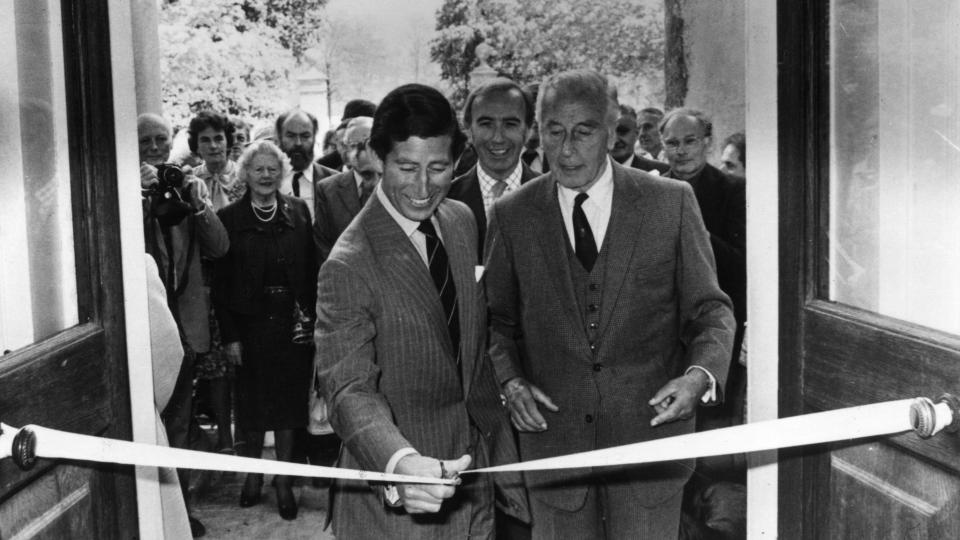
[335,171,362,215]
[527,175,585,336]
[435,201,477,397]
[597,166,646,337]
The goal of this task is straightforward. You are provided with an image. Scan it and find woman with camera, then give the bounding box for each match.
[212,140,317,521]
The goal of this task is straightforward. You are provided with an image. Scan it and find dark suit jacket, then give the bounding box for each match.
[666,163,746,349]
[315,150,343,171]
[313,170,363,264]
[316,196,529,539]
[446,163,540,262]
[485,162,735,512]
[629,154,671,174]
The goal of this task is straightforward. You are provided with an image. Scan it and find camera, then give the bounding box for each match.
[149,163,192,227]
[155,163,185,197]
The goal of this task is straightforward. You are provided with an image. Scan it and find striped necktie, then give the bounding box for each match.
[418,218,460,364]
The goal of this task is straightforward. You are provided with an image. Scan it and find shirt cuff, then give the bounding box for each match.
[383,447,419,506]
[685,365,717,404]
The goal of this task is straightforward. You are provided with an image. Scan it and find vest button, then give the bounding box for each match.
[589,343,596,351]
[588,304,598,312]
[589,283,599,291]
[589,322,599,329]
[592,363,602,372]
[585,414,594,423]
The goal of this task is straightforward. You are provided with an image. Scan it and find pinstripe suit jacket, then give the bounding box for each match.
[485,162,735,511]
[316,194,528,539]
[312,170,363,264]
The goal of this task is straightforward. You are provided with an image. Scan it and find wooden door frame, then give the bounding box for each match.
[0,0,137,536]
[777,0,960,537]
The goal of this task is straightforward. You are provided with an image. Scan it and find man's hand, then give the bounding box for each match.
[140,162,159,190]
[184,175,210,211]
[648,369,710,427]
[502,377,559,432]
[394,454,470,514]
[224,341,242,366]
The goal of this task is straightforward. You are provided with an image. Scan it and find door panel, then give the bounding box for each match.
[0,0,135,537]
[779,0,960,538]
[830,443,960,540]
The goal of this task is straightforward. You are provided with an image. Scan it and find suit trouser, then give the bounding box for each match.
[161,350,195,505]
[528,475,684,540]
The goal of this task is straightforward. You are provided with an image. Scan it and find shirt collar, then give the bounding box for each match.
[375,182,421,239]
[556,156,614,207]
[477,161,523,191]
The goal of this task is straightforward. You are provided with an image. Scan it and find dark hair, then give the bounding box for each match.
[659,107,714,138]
[187,111,235,152]
[342,99,377,120]
[723,132,746,164]
[462,78,535,127]
[639,107,664,119]
[618,104,638,120]
[274,108,319,140]
[368,83,467,162]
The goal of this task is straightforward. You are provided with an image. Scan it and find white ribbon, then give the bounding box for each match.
[0,398,947,483]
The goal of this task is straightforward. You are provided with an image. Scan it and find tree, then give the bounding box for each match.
[159,0,327,126]
[430,0,664,109]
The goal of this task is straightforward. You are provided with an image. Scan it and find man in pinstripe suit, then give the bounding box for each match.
[315,83,528,539]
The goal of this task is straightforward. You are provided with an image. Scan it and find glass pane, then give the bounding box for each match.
[0,0,78,352]
[829,0,960,334]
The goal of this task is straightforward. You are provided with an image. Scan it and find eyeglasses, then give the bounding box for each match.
[663,136,705,152]
[347,136,370,153]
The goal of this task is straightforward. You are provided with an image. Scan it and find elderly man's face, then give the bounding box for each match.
[611,114,639,162]
[280,113,316,171]
[343,120,373,170]
[720,143,745,177]
[138,118,171,166]
[380,136,453,222]
[540,92,613,191]
[467,89,528,181]
[662,115,710,181]
[638,112,663,155]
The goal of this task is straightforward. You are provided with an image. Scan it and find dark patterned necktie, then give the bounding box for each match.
[573,192,598,271]
[292,171,303,197]
[359,181,375,205]
[418,218,460,364]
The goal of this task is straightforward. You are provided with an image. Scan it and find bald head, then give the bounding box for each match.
[138,113,172,165]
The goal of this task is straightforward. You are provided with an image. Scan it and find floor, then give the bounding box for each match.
[189,437,335,539]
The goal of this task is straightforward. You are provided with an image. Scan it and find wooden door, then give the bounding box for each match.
[0,1,136,538]
[779,0,960,538]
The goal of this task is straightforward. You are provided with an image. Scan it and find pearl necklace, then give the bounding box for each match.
[251,200,278,223]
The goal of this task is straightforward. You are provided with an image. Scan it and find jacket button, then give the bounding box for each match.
[589,283,599,291]
[585,414,593,423]
[588,304,598,312]
[592,363,601,372]
[589,322,598,329]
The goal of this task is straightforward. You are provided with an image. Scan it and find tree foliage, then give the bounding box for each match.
[159,0,327,127]
[430,0,664,108]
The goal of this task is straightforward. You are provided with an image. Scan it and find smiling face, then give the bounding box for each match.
[467,88,528,181]
[197,127,228,169]
[380,136,454,222]
[138,116,172,166]
[540,94,614,191]
[243,151,283,203]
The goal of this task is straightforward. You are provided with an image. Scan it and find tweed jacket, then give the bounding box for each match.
[447,163,540,262]
[484,162,735,510]
[312,169,364,264]
[316,195,528,539]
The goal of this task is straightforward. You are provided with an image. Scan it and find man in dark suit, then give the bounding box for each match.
[313,116,379,264]
[448,78,540,262]
[661,108,746,369]
[484,69,735,539]
[316,83,528,539]
[276,108,337,221]
[612,104,670,174]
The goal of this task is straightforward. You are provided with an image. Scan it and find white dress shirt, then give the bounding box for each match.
[281,167,315,219]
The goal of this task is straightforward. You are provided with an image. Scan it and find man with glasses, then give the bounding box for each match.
[276,108,337,220]
[313,116,381,264]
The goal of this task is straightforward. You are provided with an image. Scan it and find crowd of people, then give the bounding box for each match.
[140,68,746,539]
